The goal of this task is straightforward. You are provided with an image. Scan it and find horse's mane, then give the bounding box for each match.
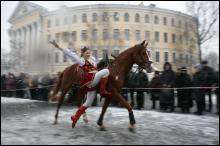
[113,44,141,62]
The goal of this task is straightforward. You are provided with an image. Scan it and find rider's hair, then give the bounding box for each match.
[81,46,90,57]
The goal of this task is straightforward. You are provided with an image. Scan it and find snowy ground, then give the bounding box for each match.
[1,97,219,145]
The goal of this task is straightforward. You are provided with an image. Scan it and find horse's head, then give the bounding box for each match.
[132,40,154,73]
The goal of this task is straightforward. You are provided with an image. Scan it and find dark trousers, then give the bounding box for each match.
[205,90,212,112]
[196,91,205,114]
[137,91,144,109]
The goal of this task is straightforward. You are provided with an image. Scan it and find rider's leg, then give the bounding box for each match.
[89,69,110,96]
[71,91,96,125]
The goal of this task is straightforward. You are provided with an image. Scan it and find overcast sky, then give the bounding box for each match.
[1,1,219,56]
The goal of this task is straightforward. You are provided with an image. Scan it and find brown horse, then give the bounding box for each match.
[49,40,153,130]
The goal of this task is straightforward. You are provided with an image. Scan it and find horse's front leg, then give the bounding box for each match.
[97,97,111,130]
[113,89,136,131]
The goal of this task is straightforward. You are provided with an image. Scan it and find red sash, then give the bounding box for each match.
[80,60,97,90]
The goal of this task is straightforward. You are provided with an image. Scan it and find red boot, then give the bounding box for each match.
[99,77,111,97]
[71,105,87,128]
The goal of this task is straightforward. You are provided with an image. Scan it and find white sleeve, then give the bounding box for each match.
[63,48,85,66]
[91,56,98,67]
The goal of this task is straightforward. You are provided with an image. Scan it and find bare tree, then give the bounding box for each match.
[185,1,219,62]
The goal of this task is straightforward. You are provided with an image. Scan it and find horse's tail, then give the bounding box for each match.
[49,72,63,101]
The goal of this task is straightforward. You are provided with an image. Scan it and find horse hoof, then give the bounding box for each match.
[99,125,106,131]
[53,121,58,125]
[128,124,135,132]
[72,123,76,128]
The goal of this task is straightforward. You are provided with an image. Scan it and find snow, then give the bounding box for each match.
[1,97,219,145]
[1,97,43,104]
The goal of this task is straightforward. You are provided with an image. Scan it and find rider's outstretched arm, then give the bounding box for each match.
[50,40,85,66]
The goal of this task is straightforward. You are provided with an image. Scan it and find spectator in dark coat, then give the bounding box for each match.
[160,62,176,112]
[148,71,162,109]
[192,64,206,115]
[175,67,193,113]
[200,60,216,112]
[1,74,6,97]
[16,73,28,98]
[5,73,16,97]
[134,69,149,110]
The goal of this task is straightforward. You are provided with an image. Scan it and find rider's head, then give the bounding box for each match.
[81,46,91,59]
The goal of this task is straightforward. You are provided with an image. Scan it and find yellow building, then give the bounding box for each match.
[8,2,199,75]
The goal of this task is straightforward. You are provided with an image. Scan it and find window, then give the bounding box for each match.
[55,18,59,26]
[135,13,140,22]
[72,15,77,23]
[114,12,119,21]
[113,29,120,40]
[178,20,182,28]
[164,32,168,43]
[103,49,108,59]
[47,19,51,28]
[64,17,68,25]
[103,29,109,40]
[82,13,87,23]
[92,13,98,22]
[172,33,176,43]
[81,30,87,41]
[103,12,109,22]
[155,31,159,42]
[163,17,167,25]
[47,35,51,42]
[92,29,98,40]
[145,14,149,23]
[171,18,175,26]
[164,52,169,62]
[172,52,176,63]
[112,50,119,57]
[62,32,69,42]
[124,13,129,22]
[125,29,130,41]
[55,33,60,42]
[135,30,141,41]
[92,50,98,59]
[63,53,67,62]
[179,35,183,44]
[55,52,59,63]
[71,31,77,41]
[154,16,159,24]
[145,31,150,40]
[156,51,160,62]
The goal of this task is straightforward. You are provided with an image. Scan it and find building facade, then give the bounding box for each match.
[8,2,199,75]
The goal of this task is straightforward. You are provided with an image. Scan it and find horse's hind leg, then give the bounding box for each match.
[53,92,66,125]
[97,97,111,130]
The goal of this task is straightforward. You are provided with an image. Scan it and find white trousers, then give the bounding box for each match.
[83,69,109,107]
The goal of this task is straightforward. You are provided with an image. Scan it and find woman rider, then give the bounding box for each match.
[50,41,111,127]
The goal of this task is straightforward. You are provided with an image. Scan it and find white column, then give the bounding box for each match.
[26,25,31,70]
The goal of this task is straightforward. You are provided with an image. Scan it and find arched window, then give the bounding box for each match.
[92,13,98,22]
[124,13,129,22]
[82,13,87,23]
[102,12,109,22]
[114,12,119,21]
[154,16,159,24]
[145,14,149,23]
[135,13,140,22]
[171,18,175,26]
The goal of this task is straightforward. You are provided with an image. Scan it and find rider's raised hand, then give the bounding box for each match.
[50,40,59,48]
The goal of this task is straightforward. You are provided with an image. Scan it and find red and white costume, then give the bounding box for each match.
[63,48,109,107]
